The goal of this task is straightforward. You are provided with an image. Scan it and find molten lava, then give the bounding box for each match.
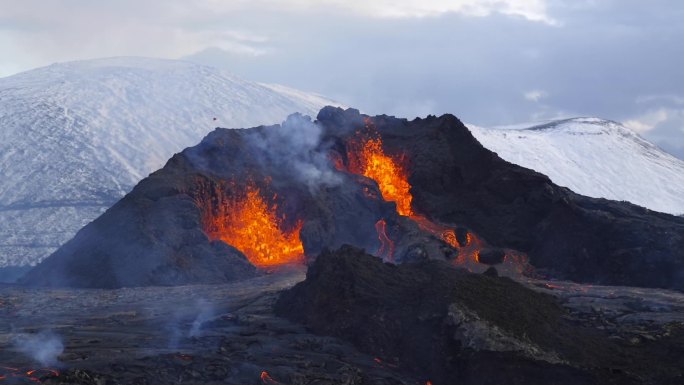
[441,229,461,248]
[411,215,481,265]
[260,371,280,384]
[198,181,304,268]
[346,119,414,216]
[409,214,530,275]
[453,232,484,266]
[375,219,395,262]
[0,367,58,384]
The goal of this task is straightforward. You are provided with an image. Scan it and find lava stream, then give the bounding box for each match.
[375,219,395,262]
[260,371,281,384]
[411,215,529,274]
[0,367,59,384]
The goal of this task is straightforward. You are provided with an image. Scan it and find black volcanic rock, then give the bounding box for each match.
[478,248,506,265]
[454,227,469,247]
[21,107,684,289]
[275,246,684,385]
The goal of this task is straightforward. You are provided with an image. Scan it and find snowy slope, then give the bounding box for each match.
[468,118,684,215]
[0,57,340,267]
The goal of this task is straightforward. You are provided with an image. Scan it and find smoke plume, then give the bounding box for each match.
[248,113,342,189]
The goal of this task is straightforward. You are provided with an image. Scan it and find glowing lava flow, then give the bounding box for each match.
[411,215,529,273]
[375,219,395,262]
[260,371,281,384]
[0,367,59,384]
[346,119,413,216]
[411,215,484,265]
[198,182,304,268]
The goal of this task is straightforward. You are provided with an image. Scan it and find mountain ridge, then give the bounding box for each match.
[469,117,684,215]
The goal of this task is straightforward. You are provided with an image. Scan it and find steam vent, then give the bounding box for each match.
[22,107,684,289]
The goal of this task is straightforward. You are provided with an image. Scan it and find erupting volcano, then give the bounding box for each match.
[346,119,414,216]
[22,107,684,292]
[197,181,304,268]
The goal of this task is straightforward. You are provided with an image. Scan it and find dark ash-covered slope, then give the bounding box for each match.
[22,107,684,289]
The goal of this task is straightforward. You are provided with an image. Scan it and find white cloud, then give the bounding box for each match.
[299,0,555,23]
[624,108,670,133]
[524,90,548,102]
[0,0,556,77]
[635,94,684,106]
[193,0,555,22]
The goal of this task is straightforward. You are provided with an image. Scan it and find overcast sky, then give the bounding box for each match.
[1,0,683,158]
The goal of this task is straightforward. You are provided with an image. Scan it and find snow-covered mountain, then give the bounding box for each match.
[0,57,340,267]
[468,118,684,215]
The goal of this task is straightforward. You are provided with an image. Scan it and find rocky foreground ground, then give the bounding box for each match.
[1,249,683,384]
[3,267,427,385]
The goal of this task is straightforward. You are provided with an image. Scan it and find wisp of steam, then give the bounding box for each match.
[13,330,64,366]
[167,298,216,348]
[248,113,342,189]
[188,299,215,338]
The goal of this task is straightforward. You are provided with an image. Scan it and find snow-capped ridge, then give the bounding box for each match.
[469,117,684,215]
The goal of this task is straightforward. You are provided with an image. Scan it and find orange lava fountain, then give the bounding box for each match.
[198,181,304,268]
[346,119,413,216]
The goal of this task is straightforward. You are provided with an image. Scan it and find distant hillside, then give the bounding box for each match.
[469,118,684,215]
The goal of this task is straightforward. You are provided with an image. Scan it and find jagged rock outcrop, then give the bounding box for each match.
[275,246,684,385]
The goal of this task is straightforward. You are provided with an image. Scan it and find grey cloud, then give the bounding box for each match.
[2,0,682,158]
[184,1,684,158]
[641,111,684,159]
